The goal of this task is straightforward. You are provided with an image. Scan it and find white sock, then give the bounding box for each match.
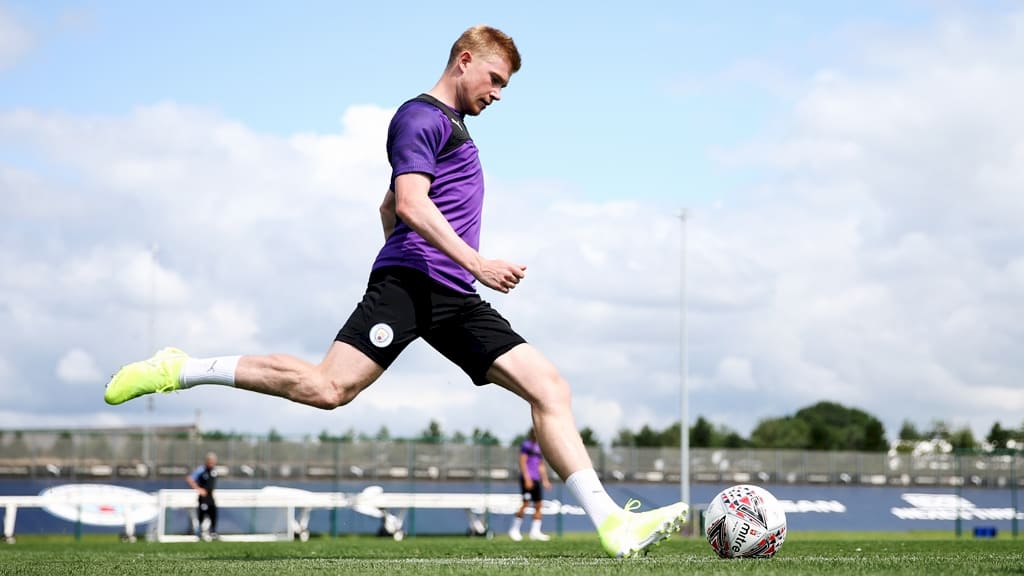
[509,516,522,533]
[565,468,619,528]
[179,356,240,389]
[530,519,543,534]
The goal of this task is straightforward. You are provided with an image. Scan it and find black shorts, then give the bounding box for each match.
[519,477,543,503]
[336,266,526,385]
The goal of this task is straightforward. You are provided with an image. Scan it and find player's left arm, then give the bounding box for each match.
[380,188,397,239]
[539,460,552,490]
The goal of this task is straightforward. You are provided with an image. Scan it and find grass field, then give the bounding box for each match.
[1,532,1021,576]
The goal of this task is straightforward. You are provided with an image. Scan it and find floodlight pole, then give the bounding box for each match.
[143,244,159,475]
[679,210,691,513]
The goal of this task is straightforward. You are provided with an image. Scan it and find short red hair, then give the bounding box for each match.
[447,25,521,74]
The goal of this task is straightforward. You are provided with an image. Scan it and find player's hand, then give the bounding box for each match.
[476,259,526,293]
[523,478,534,490]
[196,488,208,497]
[542,480,552,491]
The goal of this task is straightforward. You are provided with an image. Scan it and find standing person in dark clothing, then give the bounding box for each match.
[186,452,218,540]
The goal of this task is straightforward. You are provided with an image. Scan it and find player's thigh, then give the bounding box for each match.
[486,343,567,405]
[319,340,386,396]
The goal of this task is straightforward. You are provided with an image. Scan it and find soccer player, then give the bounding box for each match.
[104,24,687,557]
[186,452,218,540]
[509,427,552,541]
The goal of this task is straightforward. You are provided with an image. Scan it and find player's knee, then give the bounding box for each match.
[317,377,358,409]
[534,371,572,411]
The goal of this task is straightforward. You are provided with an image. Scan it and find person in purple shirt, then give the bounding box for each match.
[509,428,552,541]
[104,25,687,557]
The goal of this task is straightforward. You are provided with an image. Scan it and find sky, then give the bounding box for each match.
[1,1,1022,446]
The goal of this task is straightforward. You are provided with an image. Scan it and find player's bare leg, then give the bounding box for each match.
[106,341,383,409]
[488,343,687,557]
[234,341,384,409]
[487,344,591,477]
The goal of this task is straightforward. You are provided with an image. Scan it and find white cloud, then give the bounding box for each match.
[714,357,755,391]
[0,355,13,400]
[0,6,32,71]
[698,10,1024,436]
[56,348,103,384]
[573,395,625,444]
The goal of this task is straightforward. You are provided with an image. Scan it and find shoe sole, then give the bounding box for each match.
[619,511,687,558]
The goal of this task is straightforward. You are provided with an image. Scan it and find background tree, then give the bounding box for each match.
[659,422,682,447]
[419,420,444,443]
[899,420,922,442]
[719,428,746,448]
[925,420,951,442]
[633,424,662,448]
[986,422,1010,450]
[471,428,498,445]
[318,429,340,443]
[612,428,636,448]
[202,429,244,441]
[949,426,977,451]
[579,427,600,447]
[808,420,832,450]
[690,417,713,448]
[750,416,810,449]
[863,419,887,451]
[793,401,888,451]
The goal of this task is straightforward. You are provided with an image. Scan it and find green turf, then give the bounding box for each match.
[1,533,1021,576]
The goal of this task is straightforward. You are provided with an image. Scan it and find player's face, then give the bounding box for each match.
[458,53,511,116]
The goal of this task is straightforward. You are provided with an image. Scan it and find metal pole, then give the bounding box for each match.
[1012,450,1019,539]
[679,210,691,512]
[955,449,962,538]
[143,244,159,476]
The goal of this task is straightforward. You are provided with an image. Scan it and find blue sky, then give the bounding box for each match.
[1,1,939,202]
[1,1,1023,445]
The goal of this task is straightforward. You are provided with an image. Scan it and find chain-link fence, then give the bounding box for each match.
[0,429,1020,487]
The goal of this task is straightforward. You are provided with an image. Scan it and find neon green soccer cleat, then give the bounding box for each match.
[598,498,689,558]
[104,347,188,405]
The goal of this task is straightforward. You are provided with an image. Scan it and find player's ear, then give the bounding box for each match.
[456,50,473,72]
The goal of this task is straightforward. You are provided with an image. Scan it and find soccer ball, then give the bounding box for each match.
[704,484,787,558]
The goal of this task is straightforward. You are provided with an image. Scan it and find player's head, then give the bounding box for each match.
[527,427,536,441]
[446,25,521,116]
[205,452,217,467]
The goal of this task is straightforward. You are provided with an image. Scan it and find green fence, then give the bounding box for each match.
[0,428,1021,488]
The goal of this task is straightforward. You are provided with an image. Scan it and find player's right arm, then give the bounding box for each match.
[186,468,207,497]
[518,451,533,489]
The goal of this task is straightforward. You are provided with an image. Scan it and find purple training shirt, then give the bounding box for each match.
[372,97,484,293]
[520,438,543,481]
